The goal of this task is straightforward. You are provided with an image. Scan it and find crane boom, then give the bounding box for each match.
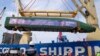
[0,7,6,26]
[0,7,6,19]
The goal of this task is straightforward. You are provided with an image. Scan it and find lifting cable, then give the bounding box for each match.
[61,0,70,11]
[66,0,74,11]
[70,0,77,10]
[23,0,33,10]
[23,0,75,11]
[27,0,37,10]
[44,0,49,10]
[20,0,25,10]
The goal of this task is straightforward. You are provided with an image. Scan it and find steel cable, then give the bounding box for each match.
[27,0,37,10]
[23,0,33,9]
[61,0,70,11]
[67,0,74,11]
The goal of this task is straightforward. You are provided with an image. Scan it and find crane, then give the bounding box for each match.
[0,7,6,26]
[72,0,100,41]
[13,0,99,44]
[72,0,99,55]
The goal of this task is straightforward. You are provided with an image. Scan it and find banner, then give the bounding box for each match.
[35,41,100,56]
[0,41,100,56]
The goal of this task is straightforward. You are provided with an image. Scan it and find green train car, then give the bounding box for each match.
[5,17,96,33]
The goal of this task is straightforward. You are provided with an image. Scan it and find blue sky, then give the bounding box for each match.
[0,0,100,43]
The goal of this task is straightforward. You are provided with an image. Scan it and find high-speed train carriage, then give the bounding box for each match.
[5,17,96,33]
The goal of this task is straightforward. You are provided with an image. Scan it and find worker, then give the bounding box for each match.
[26,42,37,56]
[68,50,72,56]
